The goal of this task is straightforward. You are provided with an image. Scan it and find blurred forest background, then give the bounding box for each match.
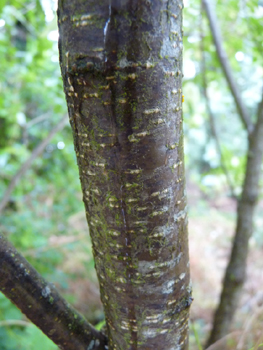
[0,0,263,349]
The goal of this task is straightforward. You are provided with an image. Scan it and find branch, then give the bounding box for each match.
[202,0,253,134]
[0,320,31,327]
[255,85,263,128]
[0,235,108,350]
[199,9,237,199]
[0,116,68,214]
[26,112,51,129]
[206,88,263,347]
[23,233,86,257]
[246,85,263,187]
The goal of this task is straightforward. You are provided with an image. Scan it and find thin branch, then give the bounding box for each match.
[205,331,242,350]
[0,320,31,327]
[0,234,108,350]
[0,115,68,214]
[25,112,51,129]
[236,305,263,350]
[202,0,253,134]
[255,84,263,127]
[245,85,263,189]
[23,233,86,257]
[199,8,237,199]
[22,113,52,145]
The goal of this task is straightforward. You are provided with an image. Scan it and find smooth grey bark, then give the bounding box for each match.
[202,0,263,346]
[57,0,191,349]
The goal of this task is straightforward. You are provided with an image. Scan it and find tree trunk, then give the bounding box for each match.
[202,0,263,345]
[57,0,191,349]
[206,96,263,346]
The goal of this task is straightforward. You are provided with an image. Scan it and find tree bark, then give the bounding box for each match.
[0,235,108,350]
[57,0,191,349]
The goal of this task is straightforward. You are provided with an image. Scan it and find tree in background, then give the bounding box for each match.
[201,0,263,346]
[183,0,263,347]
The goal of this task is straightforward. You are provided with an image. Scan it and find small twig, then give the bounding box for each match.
[0,320,31,327]
[0,234,108,350]
[22,113,51,144]
[23,233,86,257]
[236,305,263,350]
[255,85,263,127]
[202,0,253,135]
[199,7,237,199]
[190,320,203,350]
[0,115,68,214]
[254,339,263,350]
[205,331,241,350]
[25,112,51,129]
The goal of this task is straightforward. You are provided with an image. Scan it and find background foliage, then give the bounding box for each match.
[0,0,262,349]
